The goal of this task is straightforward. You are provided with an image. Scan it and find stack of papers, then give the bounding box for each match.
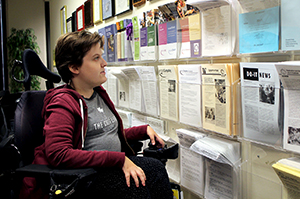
[190,135,241,199]
[273,157,300,199]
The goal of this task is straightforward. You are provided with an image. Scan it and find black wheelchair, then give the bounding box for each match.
[0,49,179,199]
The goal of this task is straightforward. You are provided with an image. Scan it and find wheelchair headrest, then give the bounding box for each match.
[22,49,61,84]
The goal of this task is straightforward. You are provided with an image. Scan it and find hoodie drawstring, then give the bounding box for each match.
[79,99,85,148]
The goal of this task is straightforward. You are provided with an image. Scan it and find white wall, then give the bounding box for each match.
[7,0,47,89]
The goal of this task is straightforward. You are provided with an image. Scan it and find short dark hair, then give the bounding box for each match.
[55,30,103,83]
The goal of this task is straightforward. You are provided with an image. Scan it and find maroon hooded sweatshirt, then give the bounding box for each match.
[20,84,149,199]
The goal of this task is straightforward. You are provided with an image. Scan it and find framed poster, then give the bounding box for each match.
[93,0,102,23]
[66,17,72,33]
[60,6,67,34]
[102,0,114,20]
[76,5,85,31]
[72,11,77,32]
[84,0,94,28]
[115,0,132,16]
[132,0,145,7]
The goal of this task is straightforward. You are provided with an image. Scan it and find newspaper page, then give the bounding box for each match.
[106,67,119,106]
[178,64,202,127]
[190,136,241,166]
[138,66,160,117]
[240,62,282,146]
[116,109,132,128]
[275,62,300,153]
[201,4,233,56]
[158,65,179,121]
[181,147,205,196]
[121,66,145,112]
[201,63,239,135]
[177,129,206,196]
[110,68,130,108]
[204,158,234,199]
[190,135,240,199]
[176,128,207,148]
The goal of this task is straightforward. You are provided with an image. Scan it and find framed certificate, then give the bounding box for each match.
[66,17,72,33]
[60,6,67,34]
[93,0,102,24]
[76,5,85,31]
[84,0,94,28]
[115,0,132,16]
[102,0,114,20]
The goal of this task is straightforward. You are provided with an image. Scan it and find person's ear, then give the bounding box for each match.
[69,64,80,75]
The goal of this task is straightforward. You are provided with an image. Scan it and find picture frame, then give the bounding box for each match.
[72,11,77,32]
[84,0,94,28]
[76,5,85,31]
[115,0,132,16]
[60,6,67,34]
[66,17,72,33]
[93,0,102,24]
[132,0,145,7]
[102,0,114,20]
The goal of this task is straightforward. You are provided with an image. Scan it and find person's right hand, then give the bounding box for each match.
[122,157,146,187]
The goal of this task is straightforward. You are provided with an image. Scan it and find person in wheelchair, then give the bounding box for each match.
[20,30,173,199]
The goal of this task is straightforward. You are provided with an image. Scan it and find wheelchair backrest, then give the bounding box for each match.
[14,90,46,166]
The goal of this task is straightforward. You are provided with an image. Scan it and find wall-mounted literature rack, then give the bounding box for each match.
[102,59,300,199]
[103,63,243,137]
[91,0,300,198]
[102,58,300,199]
[100,0,239,65]
[239,140,296,199]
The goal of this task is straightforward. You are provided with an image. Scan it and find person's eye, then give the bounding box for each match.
[94,56,100,60]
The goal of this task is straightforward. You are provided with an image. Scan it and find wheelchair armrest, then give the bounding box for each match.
[15,164,52,178]
[15,164,97,179]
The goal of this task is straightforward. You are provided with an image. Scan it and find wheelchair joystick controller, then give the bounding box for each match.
[143,142,179,165]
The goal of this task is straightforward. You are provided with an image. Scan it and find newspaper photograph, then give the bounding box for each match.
[275,62,300,153]
[240,62,282,146]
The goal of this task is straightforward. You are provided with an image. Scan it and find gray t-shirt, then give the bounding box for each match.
[83,91,121,152]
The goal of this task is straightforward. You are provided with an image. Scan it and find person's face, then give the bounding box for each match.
[77,42,107,87]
